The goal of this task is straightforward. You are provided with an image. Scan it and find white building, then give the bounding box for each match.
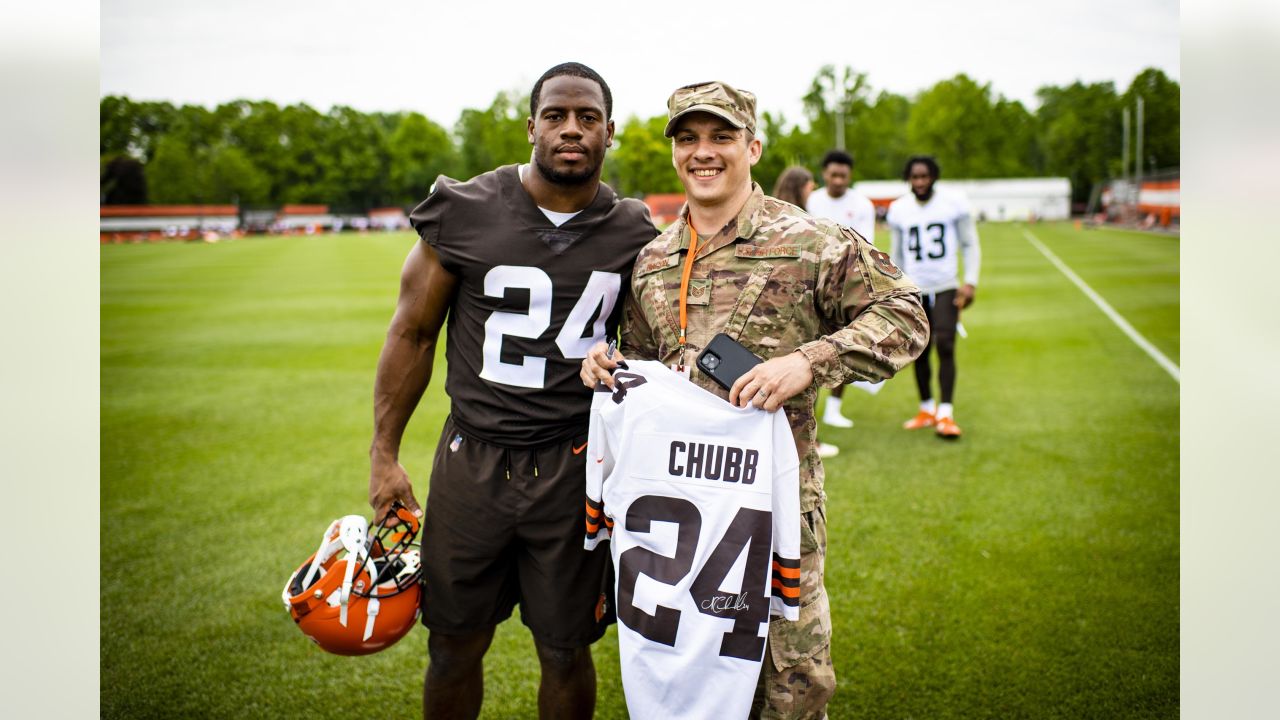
[855,177,1071,221]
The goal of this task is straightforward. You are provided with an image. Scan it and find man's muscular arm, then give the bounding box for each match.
[369,241,458,522]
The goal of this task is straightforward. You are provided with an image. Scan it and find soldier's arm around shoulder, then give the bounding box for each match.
[796,225,928,388]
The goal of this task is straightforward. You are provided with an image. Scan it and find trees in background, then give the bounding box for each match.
[1123,68,1179,174]
[388,112,456,207]
[907,74,1039,179]
[454,90,531,182]
[607,115,683,198]
[1036,81,1123,205]
[100,67,1178,210]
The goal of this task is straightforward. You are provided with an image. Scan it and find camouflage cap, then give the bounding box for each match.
[664,81,757,137]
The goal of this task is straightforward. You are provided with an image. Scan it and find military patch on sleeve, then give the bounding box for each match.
[868,248,903,279]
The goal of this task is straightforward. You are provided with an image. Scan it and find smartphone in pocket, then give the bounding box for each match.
[695,333,763,391]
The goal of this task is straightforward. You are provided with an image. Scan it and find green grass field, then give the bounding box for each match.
[101,222,1178,718]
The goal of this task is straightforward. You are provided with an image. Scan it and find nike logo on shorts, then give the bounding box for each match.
[572,442,588,455]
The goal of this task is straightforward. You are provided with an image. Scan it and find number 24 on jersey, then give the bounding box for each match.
[479,266,620,389]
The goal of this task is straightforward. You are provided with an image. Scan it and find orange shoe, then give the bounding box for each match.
[903,410,936,430]
[935,416,962,439]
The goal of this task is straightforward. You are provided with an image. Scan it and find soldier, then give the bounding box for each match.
[581,81,928,719]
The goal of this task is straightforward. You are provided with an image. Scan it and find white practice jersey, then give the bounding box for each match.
[584,360,801,720]
[886,188,981,294]
[806,188,876,242]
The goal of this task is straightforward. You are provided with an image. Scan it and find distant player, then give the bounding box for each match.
[806,149,877,428]
[368,62,657,719]
[886,155,982,439]
[806,149,876,240]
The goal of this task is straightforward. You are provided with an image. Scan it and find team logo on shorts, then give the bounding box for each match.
[449,434,463,452]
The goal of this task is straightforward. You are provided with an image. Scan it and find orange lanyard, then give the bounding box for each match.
[677,225,703,351]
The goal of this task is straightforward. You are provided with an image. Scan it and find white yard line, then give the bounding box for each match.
[1022,227,1180,383]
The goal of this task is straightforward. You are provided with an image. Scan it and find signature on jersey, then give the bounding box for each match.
[700,592,750,614]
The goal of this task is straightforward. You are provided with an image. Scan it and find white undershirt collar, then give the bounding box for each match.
[519,163,583,227]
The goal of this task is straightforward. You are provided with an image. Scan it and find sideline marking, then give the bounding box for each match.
[1022,227,1180,383]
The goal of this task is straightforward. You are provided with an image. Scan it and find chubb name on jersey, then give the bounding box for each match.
[668,441,759,484]
[584,360,803,720]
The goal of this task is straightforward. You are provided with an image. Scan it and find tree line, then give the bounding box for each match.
[100,66,1177,210]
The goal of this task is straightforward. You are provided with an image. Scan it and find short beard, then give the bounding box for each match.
[913,186,934,202]
[534,156,599,186]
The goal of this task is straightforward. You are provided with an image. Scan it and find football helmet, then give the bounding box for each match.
[282,503,422,655]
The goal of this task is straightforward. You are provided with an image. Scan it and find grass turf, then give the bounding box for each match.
[101,222,1178,718]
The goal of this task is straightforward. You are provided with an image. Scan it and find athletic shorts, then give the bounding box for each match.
[419,415,614,648]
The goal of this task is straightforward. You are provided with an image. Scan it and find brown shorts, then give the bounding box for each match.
[419,415,613,648]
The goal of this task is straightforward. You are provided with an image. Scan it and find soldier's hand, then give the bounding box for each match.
[581,341,627,389]
[369,450,422,524]
[729,351,814,413]
[955,283,976,309]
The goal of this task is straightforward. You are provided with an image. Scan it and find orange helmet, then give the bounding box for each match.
[282,504,422,656]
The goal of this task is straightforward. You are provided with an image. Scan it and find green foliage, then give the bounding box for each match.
[1036,81,1123,204]
[802,64,873,159]
[607,114,682,198]
[755,110,823,193]
[908,74,1031,178]
[850,91,912,180]
[99,66,1179,209]
[320,106,393,209]
[388,112,457,205]
[101,155,148,204]
[1123,68,1179,172]
[455,90,531,181]
[145,135,203,204]
[101,222,1178,718]
[207,144,271,206]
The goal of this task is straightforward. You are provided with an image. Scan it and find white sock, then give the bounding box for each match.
[937,403,954,419]
[825,396,844,417]
[920,399,937,414]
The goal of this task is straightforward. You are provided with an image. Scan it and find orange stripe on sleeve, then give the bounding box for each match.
[771,579,800,598]
[772,561,801,579]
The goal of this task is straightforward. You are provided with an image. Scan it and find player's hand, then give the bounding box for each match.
[955,283,976,309]
[581,341,627,389]
[729,351,813,412]
[369,450,422,524]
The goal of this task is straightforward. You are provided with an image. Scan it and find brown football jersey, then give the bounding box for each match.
[410,165,658,447]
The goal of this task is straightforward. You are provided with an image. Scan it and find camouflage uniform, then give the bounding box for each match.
[620,184,927,719]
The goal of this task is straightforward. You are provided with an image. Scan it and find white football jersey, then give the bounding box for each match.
[886,188,981,294]
[584,360,801,720]
[806,188,876,242]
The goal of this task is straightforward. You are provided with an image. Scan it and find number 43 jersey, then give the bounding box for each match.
[885,188,981,295]
[584,360,801,720]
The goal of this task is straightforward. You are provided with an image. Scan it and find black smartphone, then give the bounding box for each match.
[696,333,763,391]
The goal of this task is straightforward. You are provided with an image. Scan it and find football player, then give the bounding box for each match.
[805,149,878,429]
[368,62,657,719]
[886,155,983,439]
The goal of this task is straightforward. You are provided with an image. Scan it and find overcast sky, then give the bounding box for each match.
[101,0,1178,128]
